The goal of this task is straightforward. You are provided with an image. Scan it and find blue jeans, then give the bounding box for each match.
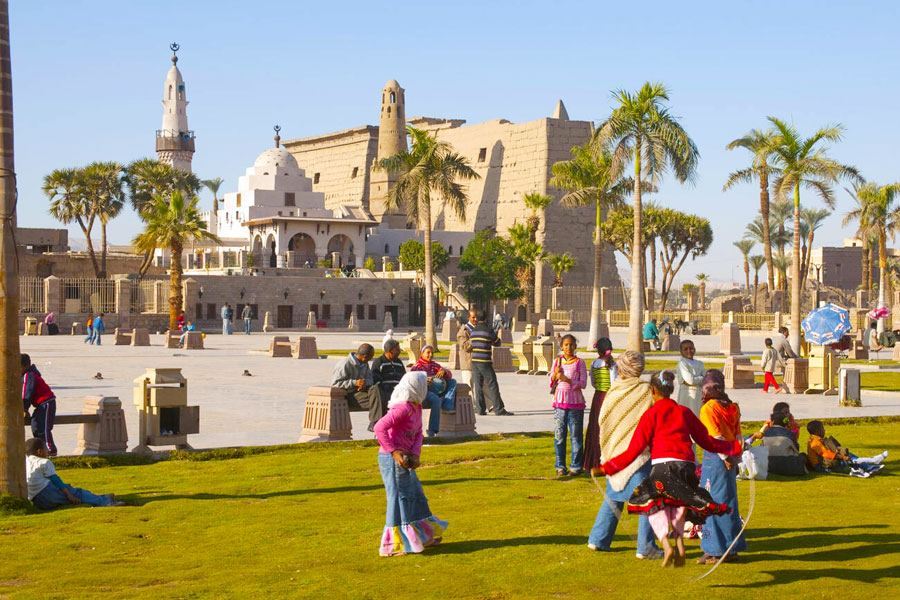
[83,326,93,343]
[32,483,112,510]
[244,318,252,334]
[587,462,657,554]
[91,329,102,345]
[422,378,457,434]
[553,407,584,471]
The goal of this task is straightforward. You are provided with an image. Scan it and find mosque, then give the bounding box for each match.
[153,45,619,289]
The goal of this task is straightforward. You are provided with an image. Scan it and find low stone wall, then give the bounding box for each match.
[20,312,170,334]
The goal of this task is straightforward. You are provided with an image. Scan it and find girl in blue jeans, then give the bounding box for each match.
[549,335,587,476]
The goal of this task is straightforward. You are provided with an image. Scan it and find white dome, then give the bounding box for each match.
[253,147,299,171]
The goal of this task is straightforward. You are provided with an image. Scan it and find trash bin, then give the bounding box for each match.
[24,317,38,336]
[839,368,861,407]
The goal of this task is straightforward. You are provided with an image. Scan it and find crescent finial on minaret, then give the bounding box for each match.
[274,125,282,148]
[170,42,180,65]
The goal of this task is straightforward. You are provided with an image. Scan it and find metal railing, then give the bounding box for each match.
[19,277,44,313]
[60,278,116,314]
[130,280,158,314]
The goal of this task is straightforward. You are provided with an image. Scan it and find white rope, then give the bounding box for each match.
[692,476,756,582]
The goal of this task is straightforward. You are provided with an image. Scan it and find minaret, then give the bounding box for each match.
[369,79,408,227]
[156,43,195,172]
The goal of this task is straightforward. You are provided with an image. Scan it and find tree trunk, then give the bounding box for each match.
[100,220,108,279]
[169,239,184,331]
[744,258,750,300]
[588,199,603,346]
[534,258,543,314]
[760,170,775,293]
[649,238,657,313]
[699,281,706,310]
[0,0,26,498]
[82,227,101,278]
[877,231,887,334]
[753,272,759,312]
[789,185,802,353]
[627,146,644,351]
[863,244,871,295]
[422,194,437,348]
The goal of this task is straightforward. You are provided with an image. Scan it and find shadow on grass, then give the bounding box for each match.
[427,535,585,554]
[719,565,900,588]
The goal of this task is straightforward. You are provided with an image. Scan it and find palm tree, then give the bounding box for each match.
[522,192,553,312]
[550,142,635,345]
[508,222,544,308]
[132,191,219,329]
[724,129,781,293]
[696,273,710,310]
[842,182,900,332]
[844,185,878,297]
[800,207,830,282]
[378,126,480,347]
[547,253,576,287]
[768,117,862,351]
[593,82,699,350]
[749,255,766,311]
[81,162,125,278]
[769,197,794,256]
[44,167,101,277]
[733,239,754,296]
[772,253,791,299]
[202,177,224,216]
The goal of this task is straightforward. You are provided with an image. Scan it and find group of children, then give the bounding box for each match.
[82,313,105,345]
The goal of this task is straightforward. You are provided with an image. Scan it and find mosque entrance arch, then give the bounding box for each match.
[327,234,354,268]
[266,234,277,268]
[287,232,316,265]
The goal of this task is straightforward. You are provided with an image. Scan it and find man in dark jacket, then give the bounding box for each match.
[332,343,383,432]
[22,353,57,455]
[371,339,405,415]
[469,309,513,416]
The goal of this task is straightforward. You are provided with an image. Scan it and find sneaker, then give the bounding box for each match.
[849,467,870,478]
[874,451,888,464]
[569,469,583,477]
[636,548,664,560]
[587,543,608,551]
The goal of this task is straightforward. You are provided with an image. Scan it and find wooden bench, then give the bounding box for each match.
[24,396,128,455]
[114,327,151,346]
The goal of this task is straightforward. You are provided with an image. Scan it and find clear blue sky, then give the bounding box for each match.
[10,1,900,284]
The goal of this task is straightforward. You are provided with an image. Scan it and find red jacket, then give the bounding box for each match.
[410,358,452,380]
[22,365,55,411]
[602,397,741,475]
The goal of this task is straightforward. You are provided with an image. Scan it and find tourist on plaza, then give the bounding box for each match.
[26,438,125,509]
[83,313,94,344]
[22,353,57,456]
[332,343,384,432]
[772,326,798,360]
[455,311,474,387]
[90,313,105,345]
[411,345,457,439]
[675,340,705,416]
[583,337,617,473]
[372,339,405,406]
[222,303,234,335]
[469,309,513,416]
[587,351,660,558]
[374,371,448,556]
[697,369,746,564]
[179,320,196,347]
[806,420,886,477]
[241,304,252,334]
[382,329,395,350]
[643,319,661,351]
[176,311,185,331]
[760,338,786,394]
[43,312,58,335]
[863,322,883,353]
[550,334,587,476]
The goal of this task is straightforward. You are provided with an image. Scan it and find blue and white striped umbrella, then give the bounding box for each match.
[801,303,851,346]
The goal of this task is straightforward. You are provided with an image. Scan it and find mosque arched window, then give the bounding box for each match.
[390,91,396,103]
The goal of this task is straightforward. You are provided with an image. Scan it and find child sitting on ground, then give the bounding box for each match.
[25,438,125,509]
[806,420,887,478]
[760,338,786,394]
[596,371,746,567]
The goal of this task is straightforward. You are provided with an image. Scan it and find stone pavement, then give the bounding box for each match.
[19,330,900,455]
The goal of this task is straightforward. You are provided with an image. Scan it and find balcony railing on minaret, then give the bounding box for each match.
[156,129,195,152]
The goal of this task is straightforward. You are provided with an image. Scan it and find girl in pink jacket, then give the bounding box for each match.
[374,371,448,556]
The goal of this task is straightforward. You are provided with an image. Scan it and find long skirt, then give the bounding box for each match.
[627,461,729,526]
[378,452,447,556]
[699,451,746,556]
[582,390,605,471]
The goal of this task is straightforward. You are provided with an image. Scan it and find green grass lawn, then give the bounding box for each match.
[860,371,900,391]
[2,420,899,599]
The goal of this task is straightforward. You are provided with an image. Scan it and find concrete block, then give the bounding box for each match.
[447,344,461,370]
[76,396,128,455]
[269,335,293,357]
[720,322,742,356]
[184,331,204,349]
[724,355,755,389]
[784,358,809,394]
[300,386,352,442]
[440,317,458,342]
[439,383,476,437]
[131,328,151,346]
[294,336,318,359]
[492,346,515,373]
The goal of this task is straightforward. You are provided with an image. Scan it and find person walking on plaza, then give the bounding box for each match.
[22,353,57,456]
[90,313,105,345]
[675,339,706,416]
[587,351,661,559]
[456,310,474,388]
[772,326,798,360]
[469,308,513,416]
[760,337,786,394]
[222,303,234,335]
[332,343,384,432]
[83,313,94,344]
[242,304,252,334]
[550,334,587,476]
[374,372,448,556]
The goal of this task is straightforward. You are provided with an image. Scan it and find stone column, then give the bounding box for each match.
[774,311,783,331]
[856,289,867,308]
[447,275,456,294]
[44,275,60,314]
[114,278,130,317]
[552,287,560,310]
[182,278,198,317]
[644,287,655,312]
[331,252,341,269]
[382,255,391,273]
[687,289,698,311]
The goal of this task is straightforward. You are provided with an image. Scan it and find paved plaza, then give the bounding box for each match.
[19,330,900,455]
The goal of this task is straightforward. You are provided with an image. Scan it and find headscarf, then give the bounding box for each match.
[44,312,55,324]
[616,350,645,379]
[387,371,427,408]
[702,369,730,405]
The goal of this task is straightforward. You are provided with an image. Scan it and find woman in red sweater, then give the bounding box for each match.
[597,371,745,567]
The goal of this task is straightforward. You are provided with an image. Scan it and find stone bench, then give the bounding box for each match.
[114,327,151,346]
[24,396,128,455]
[268,335,318,358]
[164,329,204,349]
[492,346,516,373]
[299,384,476,442]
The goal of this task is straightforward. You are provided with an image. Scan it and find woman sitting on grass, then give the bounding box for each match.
[595,371,744,567]
[373,371,448,557]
